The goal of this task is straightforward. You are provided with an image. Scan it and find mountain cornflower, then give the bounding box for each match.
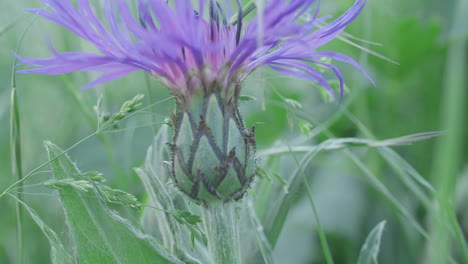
[17,0,371,205]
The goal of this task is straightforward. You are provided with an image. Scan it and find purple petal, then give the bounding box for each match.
[82,67,139,89]
[313,51,375,86]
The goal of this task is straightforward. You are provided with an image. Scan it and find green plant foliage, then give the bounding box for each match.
[357,221,386,264]
[10,195,76,264]
[45,141,182,264]
[1,0,467,263]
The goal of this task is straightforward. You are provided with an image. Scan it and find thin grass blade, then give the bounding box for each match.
[427,0,468,261]
[288,144,335,264]
[356,221,386,264]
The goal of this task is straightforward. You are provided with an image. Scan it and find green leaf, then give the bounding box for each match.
[171,211,202,226]
[357,221,386,264]
[45,141,182,264]
[287,145,334,264]
[189,232,195,252]
[10,195,76,264]
[261,139,338,247]
[427,0,468,262]
[136,129,202,264]
[239,95,257,103]
[246,201,273,264]
[297,120,313,136]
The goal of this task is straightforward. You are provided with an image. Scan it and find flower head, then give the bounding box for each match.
[17,0,371,104]
[17,0,373,204]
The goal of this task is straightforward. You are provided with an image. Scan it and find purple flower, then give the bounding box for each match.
[17,0,372,101]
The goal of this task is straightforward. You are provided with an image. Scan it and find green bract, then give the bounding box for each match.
[171,92,256,204]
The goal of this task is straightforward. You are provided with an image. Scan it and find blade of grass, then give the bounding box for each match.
[9,15,40,264]
[259,133,437,250]
[260,97,446,262]
[356,221,386,264]
[287,144,335,264]
[446,201,468,263]
[246,200,273,264]
[295,111,433,236]
[305,114,457,263]
[345,152,428,238]
[144,73,158,136]
[427,0,468,261]
[342,110,436,209]
[254,154,280,222]
[299,107,442,235]
[10,86,23,264]
[261,138,351,247]
[229,0,256,25]
[258,132,442,158]
[312,108,458,263]
[0,14,30,38]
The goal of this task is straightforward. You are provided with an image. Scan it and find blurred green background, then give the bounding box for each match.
[0,0,467,263]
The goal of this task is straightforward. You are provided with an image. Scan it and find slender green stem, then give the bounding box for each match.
[144,74,158,136]
[9,16,39,264]
[10,87,24,264]
[247,200,273,264]
[229,1,256,25]
[427,0,467,261]
[301,112,459,263]
[61,76,127,186]
[447,201,468,263]
[0,97,174,199]
[202,202,241,264]
[287,144,335,264]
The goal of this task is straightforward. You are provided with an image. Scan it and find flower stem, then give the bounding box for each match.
[10,86,24,264]
[202,202,241,264]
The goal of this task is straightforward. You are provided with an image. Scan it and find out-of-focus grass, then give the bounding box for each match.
[427,0,468,262]
[0,0,466,263]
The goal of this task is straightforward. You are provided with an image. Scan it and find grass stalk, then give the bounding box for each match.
[144,73,158,136]
[287,144,335,264]
[8,16,40,264]
[61,76,127,187]
[427,0,468,261]
[10,86,24,264]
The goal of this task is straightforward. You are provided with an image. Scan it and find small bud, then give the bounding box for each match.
[112,112,126,121]
[44,179,93,193]
[80,171,106,182]
[96,185,141,209]
[120,94,145,113]
[171,92,256,204]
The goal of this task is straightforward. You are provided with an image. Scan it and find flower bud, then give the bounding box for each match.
[171,92,255,204]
